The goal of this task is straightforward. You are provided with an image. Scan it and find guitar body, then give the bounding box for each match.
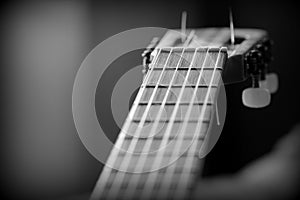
[91,28,273,200]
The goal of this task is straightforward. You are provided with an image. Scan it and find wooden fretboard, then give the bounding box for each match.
[91,47,227,200]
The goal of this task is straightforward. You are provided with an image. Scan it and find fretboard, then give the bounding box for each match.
[91,47,227,200]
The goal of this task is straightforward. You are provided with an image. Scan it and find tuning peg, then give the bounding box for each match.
[259,73,278,94]
[255,41,277,94]
[243,50,271,108]
[242,74,271,108]
[242,87,271,108]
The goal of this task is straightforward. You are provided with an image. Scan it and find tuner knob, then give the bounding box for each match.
[259,73,279,94]
[242,87,271,108]
[243,50,271,108]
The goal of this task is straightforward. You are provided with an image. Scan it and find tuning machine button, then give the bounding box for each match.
[242,87,271,108]
[242,74,271,108]
[242,50,271,108]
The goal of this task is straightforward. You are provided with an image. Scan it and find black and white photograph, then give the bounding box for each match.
[1,0,300,199]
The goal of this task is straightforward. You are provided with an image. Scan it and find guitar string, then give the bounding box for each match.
[121,48,188,198]
[161,30,226,199]
[153,48,215,199]
[140,47,208,199]
[105,48,174,199]
[172,28,229,197]
[90,28,224,199]
[104,29,224,200]
[168,48,224,200]
[106,48,184,199]
[91,28,230,200]
[140,47,207,199]
[121,30,197,199]
[177,49,224,199]
[160,31,224,198]
[167,28,228,198]
[90,48,162,200]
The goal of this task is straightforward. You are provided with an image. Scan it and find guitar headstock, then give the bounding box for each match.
[142,28,278,108]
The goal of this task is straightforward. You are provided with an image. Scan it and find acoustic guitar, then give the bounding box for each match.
[90,27,276,200]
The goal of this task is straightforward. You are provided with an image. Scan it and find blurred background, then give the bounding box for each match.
[0,0,299,199]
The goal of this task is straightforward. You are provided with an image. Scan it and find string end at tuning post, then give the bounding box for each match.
[229,7,235,47]
[181,11,187,43]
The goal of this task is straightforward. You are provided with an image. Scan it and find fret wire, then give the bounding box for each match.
[132,119,210,123]
[157,49,221,199]
[121,48,187,199]
[123,135,205,142]
[144,84,218,88]
[149,66,223,70]
[122,48,195,197]
[170,48,224,200]
[96,47,225,200]
[91,29,229,200]
[91,48,225,200]
[138,101,214,106]
[105,48,174,199]
[90,48,163,200]
[151,48,211,199]
[139,48,200,199]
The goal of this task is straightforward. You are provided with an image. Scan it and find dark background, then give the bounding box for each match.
[1,0,299,199]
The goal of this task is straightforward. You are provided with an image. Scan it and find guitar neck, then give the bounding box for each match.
[91,47,227,200]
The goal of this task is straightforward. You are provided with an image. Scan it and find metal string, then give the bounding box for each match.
[167,48,223,200]
[105,48,174,199]
[121,48,186,198]
[120,31,197,199]
[90,48,162,200]
[92,29,227,200]
[140,47,204,199]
